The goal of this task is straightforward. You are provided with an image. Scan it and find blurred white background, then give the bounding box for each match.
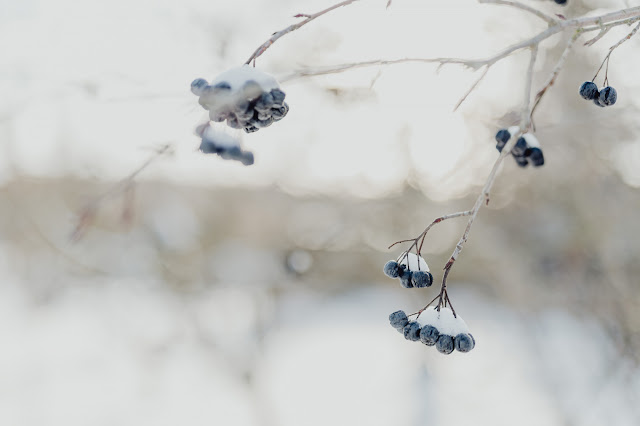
[1,0,640,425]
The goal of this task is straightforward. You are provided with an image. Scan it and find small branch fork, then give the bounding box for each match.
[70,144,172,241]
[391,45,539,320]
[244,0,360,65]
[591,20,640,85]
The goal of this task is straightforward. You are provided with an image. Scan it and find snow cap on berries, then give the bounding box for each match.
[416,306,470,336]
[399,253,429,272]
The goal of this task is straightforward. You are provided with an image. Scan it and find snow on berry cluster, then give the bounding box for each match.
[195,123,254,166]
[389,307,475,355]
[191,65,289,133]
[383,253,433,289]
[495,126,544,168]
[579,81,617,107]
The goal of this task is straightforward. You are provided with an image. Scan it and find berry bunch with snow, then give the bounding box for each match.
[383,253,433,289]
[191,65,289,133]
[195,123,254,166]
[388,307,475,355]
[495,126,544,168]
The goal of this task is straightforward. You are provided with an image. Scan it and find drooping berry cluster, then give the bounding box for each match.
[195,123,254,166]
[579,82,617,107]
[383,253,433,288]
[191,65,289,133]
[495,127,544,168]
[389,307,475,355]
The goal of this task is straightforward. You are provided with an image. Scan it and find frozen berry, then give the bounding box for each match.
[272,103,289,120]
[419,325,439,346]
[579,82,598,100]
[593,97,606,107]
[412,270,433,288]
[190,78,209,96]
[512,137,528,157]
[255,116,274,128]
[403,321,421,341]
[389,310,409,329]
[400,270,414,288]
[199,139,222,154]
[495,129,511,153]
[454,333,475,352]
[255,92,275,112]
[436,334,454,354]
[529,147,544,167]
[212,81,231,92]
[599,86,617,106]
[383,261,401,278]
[240,152,255,166]
[513,154,528,168]
[270,88,286,105]
[554,0,567,4]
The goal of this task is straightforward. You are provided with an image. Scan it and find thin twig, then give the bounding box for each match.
[531,32,578,124]
[244,0,360,65]
[453,65,489,111]
[70,144,172,241]
[281,6,640,82]
[478,0,558,26]
[592,20,640,84]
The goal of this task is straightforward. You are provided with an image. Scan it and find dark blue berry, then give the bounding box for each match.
[512,137,528,157]
[495,129,511,152]
[270,88,286,105]
[599,86,617,106]
[454,333,475,352]
[403,321,421,341]
[400,270,414,288]
[389,310,409,329]
[240,151,255,166]
[255,92,275,112]
[579,82,598,100]
[199,139,223,154]
[513,154,528,168]
[554,0,567,5]
[272,103,289,121]
[529,147,544,167]
[412,270,433,288]
[419,325,439,346]
[383,261,401,278]
[220,146,243,160]
[435,334,454,354]
[190,78,209,96]
[212,81,231,92]
[255,116,274,128]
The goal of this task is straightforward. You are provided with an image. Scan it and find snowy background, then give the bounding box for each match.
[2,0,640,425]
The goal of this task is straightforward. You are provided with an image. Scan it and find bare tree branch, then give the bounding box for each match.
[478,0,558,26]
[281,6,640,82]
[244,0,360,65]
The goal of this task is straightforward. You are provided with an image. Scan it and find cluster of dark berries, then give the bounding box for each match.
[579,82,617,107]
[195,123,254,166]
[495,127,544,168]
[383,253,433,289]
[191,66,289,133]
[389,308,475,355]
